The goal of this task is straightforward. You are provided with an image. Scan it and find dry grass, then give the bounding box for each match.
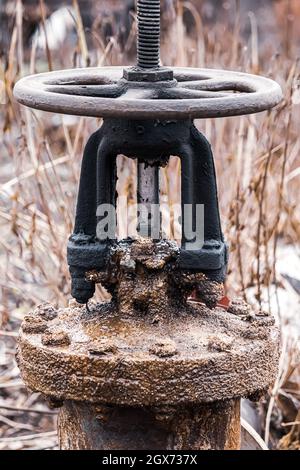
[0,0,299,450]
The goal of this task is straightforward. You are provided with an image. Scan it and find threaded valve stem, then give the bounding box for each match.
[137,0,161,69]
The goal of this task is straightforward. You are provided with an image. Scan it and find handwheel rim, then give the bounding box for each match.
[14,66,283,120]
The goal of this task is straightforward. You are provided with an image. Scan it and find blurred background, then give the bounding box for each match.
[0,0,299,450]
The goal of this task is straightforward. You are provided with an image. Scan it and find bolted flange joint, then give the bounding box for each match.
[17,240,280,450]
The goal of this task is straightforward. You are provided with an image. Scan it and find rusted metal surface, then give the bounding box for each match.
[14,66,282,120]
[17,240,280,411]
[16,240,279,451]
[17,298,279,407]
[58,400,241,450]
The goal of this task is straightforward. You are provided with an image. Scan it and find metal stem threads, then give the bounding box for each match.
[137,0,161,69]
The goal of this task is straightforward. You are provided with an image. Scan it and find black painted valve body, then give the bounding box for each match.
[68,118,228,304]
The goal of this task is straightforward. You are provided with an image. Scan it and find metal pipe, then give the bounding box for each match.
[58,400,241,450]
[137,0,161,69]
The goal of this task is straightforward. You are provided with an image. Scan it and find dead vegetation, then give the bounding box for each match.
[0,0,299,450]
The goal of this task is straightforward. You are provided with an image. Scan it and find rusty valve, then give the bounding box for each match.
[14,0,282,451]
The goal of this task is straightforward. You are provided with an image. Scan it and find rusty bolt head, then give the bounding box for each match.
[228,298,252,317]
[256,310,270,317]
[34,303,58,321]
[195,280,225,309]
[41,330,71,347]
[88,339,117,356]
[22,316,48,334]
[149,339,178,358]
[207,336,233,353]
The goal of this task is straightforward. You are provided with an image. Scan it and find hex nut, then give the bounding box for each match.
[149,339,178,358]
[207,336,233,353]
[123,66,174,82]
[228,298,252,316]
[35,303,58,321]
[88,340,117,356]
[41,330,71,347]
[22,316,48,334]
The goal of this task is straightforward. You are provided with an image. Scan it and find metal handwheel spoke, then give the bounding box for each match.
[174,70,211,82]
[45,84,124,98]
[117,88,159,100]
[43,68,123,86]
[177,79,256,93]
[160,88,231,100]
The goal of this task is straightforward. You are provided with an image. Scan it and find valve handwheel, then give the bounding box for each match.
[14,66,282,120]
